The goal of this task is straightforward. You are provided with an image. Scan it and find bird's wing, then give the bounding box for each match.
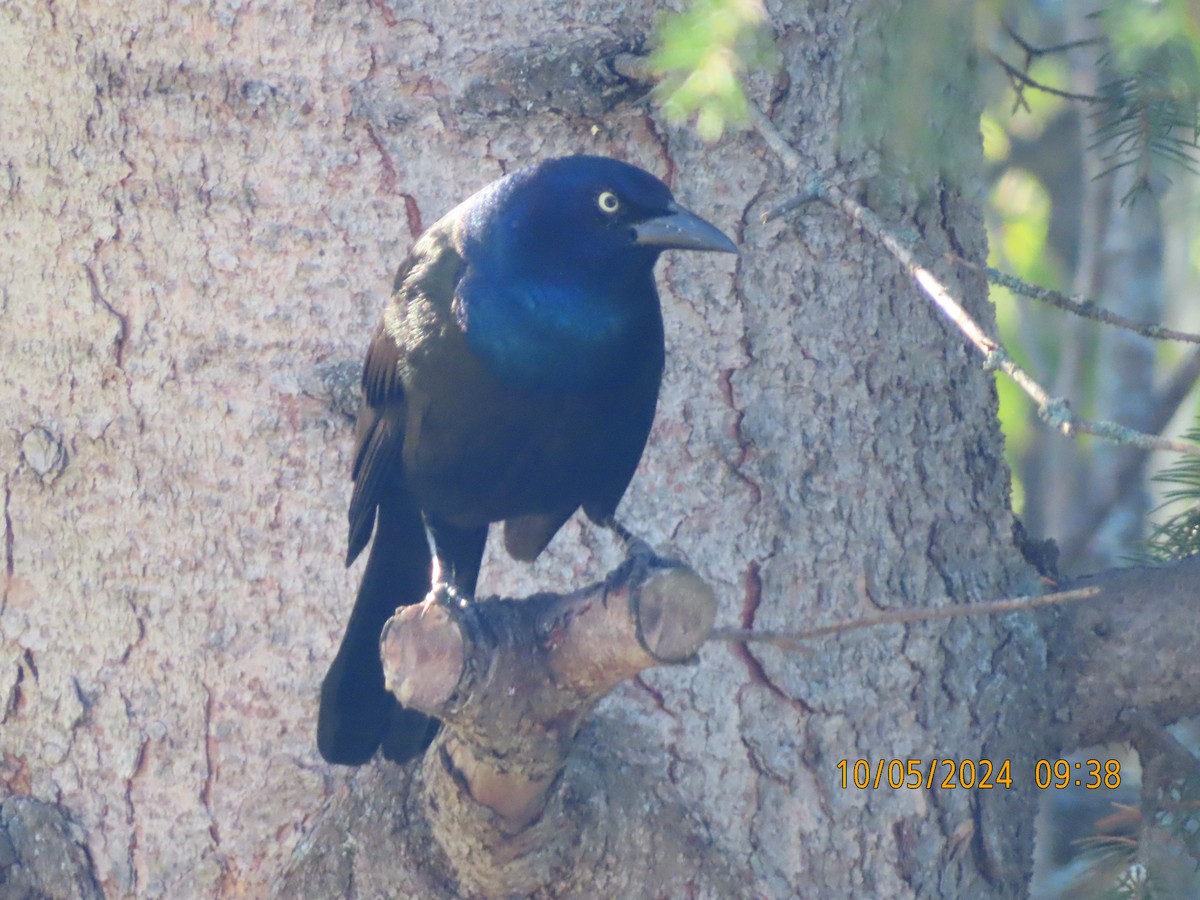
[346,228,469,566]
[346,325,406,566]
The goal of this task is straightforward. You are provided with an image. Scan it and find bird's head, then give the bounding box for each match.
[460,155,736,285]
[445,156,735,391]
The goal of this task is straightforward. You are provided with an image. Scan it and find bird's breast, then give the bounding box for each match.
[455,276,662,394]
[395,299,663,527]
[400,355,659,528]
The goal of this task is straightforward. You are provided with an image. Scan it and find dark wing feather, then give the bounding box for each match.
[346,321,408,566]
[345,229,469,567]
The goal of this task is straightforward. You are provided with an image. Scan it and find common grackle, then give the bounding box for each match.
[317,156,736,766]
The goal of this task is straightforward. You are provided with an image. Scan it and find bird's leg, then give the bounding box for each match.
[425,531,459,602]
[601,516,656,562]
[603,516,634,544]
[428,555,471,609]
[422,517,482,608]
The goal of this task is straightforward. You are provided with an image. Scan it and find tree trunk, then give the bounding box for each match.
[5,1,1194,898]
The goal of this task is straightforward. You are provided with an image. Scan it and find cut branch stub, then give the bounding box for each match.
[384,598,465,712]
[379,551,715,845]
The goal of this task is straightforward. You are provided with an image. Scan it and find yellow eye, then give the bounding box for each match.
[597,191,620,214]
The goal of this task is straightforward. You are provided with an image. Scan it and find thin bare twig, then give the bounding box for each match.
[1001,21,1104,59]
[977,264,1200,345]
[989,52,1105,104]
[748,102,1200,460]
[712,586,1101,649]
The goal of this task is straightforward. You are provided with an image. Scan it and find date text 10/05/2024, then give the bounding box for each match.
[836,758,1123,791]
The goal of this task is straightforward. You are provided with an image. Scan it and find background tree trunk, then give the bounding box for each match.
[6,1,1175,897]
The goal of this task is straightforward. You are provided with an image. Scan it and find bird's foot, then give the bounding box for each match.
[602,517,656,564]
[429,581,472,610]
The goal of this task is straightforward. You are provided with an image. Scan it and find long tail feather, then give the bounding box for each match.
[318,487,434,765]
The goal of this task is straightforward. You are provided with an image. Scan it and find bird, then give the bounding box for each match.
[317,155,736,766]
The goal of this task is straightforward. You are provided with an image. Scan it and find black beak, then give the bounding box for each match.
[634,202,737,254]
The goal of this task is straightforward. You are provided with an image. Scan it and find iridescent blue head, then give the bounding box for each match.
[450,155,736,392]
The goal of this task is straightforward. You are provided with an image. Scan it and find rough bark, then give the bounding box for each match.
[3,0,1194,897]
[0,797,103,900]
[385,553,716,895]
[277,555,1200,897]
[1055,554,1200,750]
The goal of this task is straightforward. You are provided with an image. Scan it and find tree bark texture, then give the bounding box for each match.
[380,557,716,895]
[5,1,1188,898]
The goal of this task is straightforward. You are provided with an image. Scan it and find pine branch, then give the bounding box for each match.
[976,264,1200,345]
[748,102,1200,460]
[1141,424,1200,562]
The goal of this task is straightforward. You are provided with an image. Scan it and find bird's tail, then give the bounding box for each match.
[317,487,438,765]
